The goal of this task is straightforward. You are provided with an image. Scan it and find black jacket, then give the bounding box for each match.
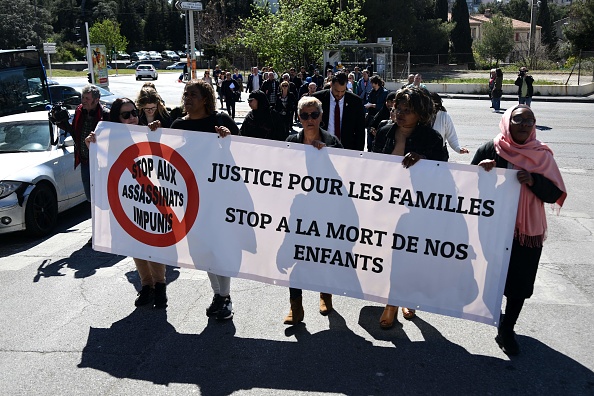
[312,89,366,151]
[246,73,263,92]
[286,128,343,148]
[372,123,447,162]
[514,75,534,98]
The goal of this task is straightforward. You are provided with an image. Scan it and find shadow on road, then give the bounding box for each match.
[78,305,594,395]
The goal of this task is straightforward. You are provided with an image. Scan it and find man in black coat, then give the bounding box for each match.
[312,72,365,151]
[245,66,263,93]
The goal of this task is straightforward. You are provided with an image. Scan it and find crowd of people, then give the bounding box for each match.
[54,62,565,357]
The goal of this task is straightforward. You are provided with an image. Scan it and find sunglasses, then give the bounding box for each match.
[144,106,157,112]
[511,115,536,126]
[299,111,320,120]
[120,109,138,120]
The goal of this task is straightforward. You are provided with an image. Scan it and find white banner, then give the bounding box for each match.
[90,122,520,325]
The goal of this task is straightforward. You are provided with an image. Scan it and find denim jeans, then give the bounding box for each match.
[491,98,501,111]
[80,162,91,202]
[519,97,532,107]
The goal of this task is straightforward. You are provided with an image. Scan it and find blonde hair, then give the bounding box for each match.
[136,88,168,118]
[297,96,323,113]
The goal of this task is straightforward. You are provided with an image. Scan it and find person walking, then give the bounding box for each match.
[515,67,534,107]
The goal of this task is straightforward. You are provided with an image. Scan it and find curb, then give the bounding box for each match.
[443,94,594,104]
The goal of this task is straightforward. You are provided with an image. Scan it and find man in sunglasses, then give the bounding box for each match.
[54,84,110,203]
[312,72,366,151]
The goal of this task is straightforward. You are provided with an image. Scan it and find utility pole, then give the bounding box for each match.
[529,0,538,68]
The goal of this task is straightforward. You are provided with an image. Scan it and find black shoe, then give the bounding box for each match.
[206,294,223,317]
[216,296,233,320]
[495,331,520,356]
[154,282,168,308]
[135,285,154,307]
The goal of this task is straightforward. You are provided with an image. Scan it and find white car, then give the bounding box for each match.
[165,61,186,70]
[135,64,158,80]
[148,51,162,61]
[0,112,86,235]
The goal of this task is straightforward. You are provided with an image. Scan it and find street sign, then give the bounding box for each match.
[377,37,393,45]
[339,40,358,45]
[176,1,203,11]
[43,42,57,54]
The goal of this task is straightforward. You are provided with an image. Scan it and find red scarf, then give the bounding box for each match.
[494,106,567,247]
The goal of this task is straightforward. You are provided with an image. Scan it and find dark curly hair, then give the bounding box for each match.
[395,87,434,126]
[182,79,216,115]
[109,98,136,123]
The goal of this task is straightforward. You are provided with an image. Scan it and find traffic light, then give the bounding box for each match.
[87,73,92,83]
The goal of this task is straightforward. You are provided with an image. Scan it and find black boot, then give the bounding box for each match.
[135,285,154,307]
[154,282,168,308]
[495,298,524,356]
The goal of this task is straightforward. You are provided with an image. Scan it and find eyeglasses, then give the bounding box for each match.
[511,115,536,126]
[247,98,256,102]
[144,106,157,112]
[299,111,320,120]
[120,109,138,119]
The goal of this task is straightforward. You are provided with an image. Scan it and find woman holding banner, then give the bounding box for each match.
[170,80,239,321]
[472,105,566,356]
[372,87,447,328]
[85,98,169,309]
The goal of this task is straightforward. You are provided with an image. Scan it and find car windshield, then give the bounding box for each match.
[0,120,51,152]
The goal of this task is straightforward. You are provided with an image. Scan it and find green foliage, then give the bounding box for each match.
[435,0,449,22]
[474,14,515,66]
[504,0,531,22]
[0,0,54,49]
[89,20,129,58]
[451,0,475,65]
[537,0,556,50]
[564,0,594,53]
[238,0,366,69]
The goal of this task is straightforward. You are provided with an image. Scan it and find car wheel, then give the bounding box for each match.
[25,183,58,236]
[136,76,139,81]
[154,76,158,80]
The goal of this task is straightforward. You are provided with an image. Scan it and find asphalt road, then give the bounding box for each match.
[1,79,593,395]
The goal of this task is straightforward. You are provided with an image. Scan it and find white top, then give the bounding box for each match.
[433,110,463,153]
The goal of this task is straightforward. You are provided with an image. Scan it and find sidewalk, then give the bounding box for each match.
[443,93,594,103]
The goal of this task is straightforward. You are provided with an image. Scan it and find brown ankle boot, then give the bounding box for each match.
[283,297,304,325]
[319,293,333,315]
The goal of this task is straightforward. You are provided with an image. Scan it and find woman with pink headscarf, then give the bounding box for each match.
[472,105,567,356]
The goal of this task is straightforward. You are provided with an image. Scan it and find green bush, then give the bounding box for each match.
[217,57,232,71]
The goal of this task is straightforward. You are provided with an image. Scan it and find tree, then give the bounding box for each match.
[0,0,53,49]
[117,0,144,51]
[89,19,129,57]
[504,0,531,22]
[435,0,449,23]
[537,0,556,50]
[564,0,594,53]
[474,14,515,66]
[450,0,475,65]
[238,0,366,69]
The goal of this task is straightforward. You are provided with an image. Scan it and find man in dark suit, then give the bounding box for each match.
[313,72,365,151]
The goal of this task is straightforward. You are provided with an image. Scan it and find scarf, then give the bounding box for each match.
[494,106,567,247]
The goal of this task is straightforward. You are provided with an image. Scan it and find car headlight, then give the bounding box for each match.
[0,181,23,199]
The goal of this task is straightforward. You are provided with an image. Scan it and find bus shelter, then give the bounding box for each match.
[323,42,394,81]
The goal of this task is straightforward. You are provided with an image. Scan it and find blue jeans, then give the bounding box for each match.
[80,162,91,202]
[491,98,501,111]
[519,97,532,107]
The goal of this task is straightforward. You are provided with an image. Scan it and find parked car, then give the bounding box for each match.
[0,111,86,235]
[161,50,180,61]
[135,64,158,80]
[130,52,149,62]
[48,84,118,109]
[117,51,130,60]
[148,51,162,61]
[126,60,161,69]
[166,61,187,70]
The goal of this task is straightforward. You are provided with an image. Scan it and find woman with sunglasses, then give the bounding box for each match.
[282,96,343,325]
[136,87,171,128]
[372,87,448,328]
[472,105,566,356]
[85,98,170,309]
[240,90,287,141]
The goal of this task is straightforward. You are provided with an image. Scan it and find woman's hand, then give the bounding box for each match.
[370,127,377,136]
[148,120,161,131]
[311,140,326,150]
[517,170,534,186]
[477,159,496,171]
[215,126,232,138]
[84,132,96,149]
[459,147,469,154]
[402,152,425,168]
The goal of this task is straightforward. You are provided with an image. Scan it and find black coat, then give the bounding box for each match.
[372,123,447,162]
[312,89,366,151]
[246,73,263,92]
[286,128,343,148]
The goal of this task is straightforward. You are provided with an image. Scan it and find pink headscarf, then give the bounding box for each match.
[494,105,567,247]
